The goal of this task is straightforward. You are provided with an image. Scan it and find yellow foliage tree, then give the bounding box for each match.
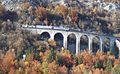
[55,5,68,19]
[20,2,30,11]
[72,65,83,74]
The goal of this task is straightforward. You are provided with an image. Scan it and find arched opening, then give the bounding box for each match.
[67,33,76,54]
[80,35,89,52]
[113,39,120,58]
[92,36,100,54]
[40,32,50,41]
[54,33,64,48]
[103,37,110,53]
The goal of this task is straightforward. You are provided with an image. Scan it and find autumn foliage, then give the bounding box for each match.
[55,5,68,18]
[0,37,120,74]
[71,8,79,23]
[1,50,15,73]
[35,7,47,20]
[20,2,30,11]
[0,1,120,74]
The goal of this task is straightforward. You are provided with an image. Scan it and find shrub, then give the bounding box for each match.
[72,65,83,74]
[48,61,58,74]
[112,63,120,74]
[42,61,49,74]
[104,59,113,74]
[94,60,103,69]
[76,53,83,65]
[93,68,102,74]
[57,66,68,74]
[46,48,56,63]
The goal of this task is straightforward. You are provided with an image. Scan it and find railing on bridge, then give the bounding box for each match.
[22,24,120,39]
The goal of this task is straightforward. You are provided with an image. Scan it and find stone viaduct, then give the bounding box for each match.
[22,25,120,55]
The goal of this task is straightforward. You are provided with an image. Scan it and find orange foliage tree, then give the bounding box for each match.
[93,68,103,74]
[71,7,79,23]
[81,50,93,66]
[59,5,68,19]
[72,65,83,74]
[30,60,42,74]
[2,50,15,73]
[57,66,68,74]
[20,2,30,11]
[56,48,75,68]
[48,61,58,74]
[35,7,47,20]
[55,5,68,21]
